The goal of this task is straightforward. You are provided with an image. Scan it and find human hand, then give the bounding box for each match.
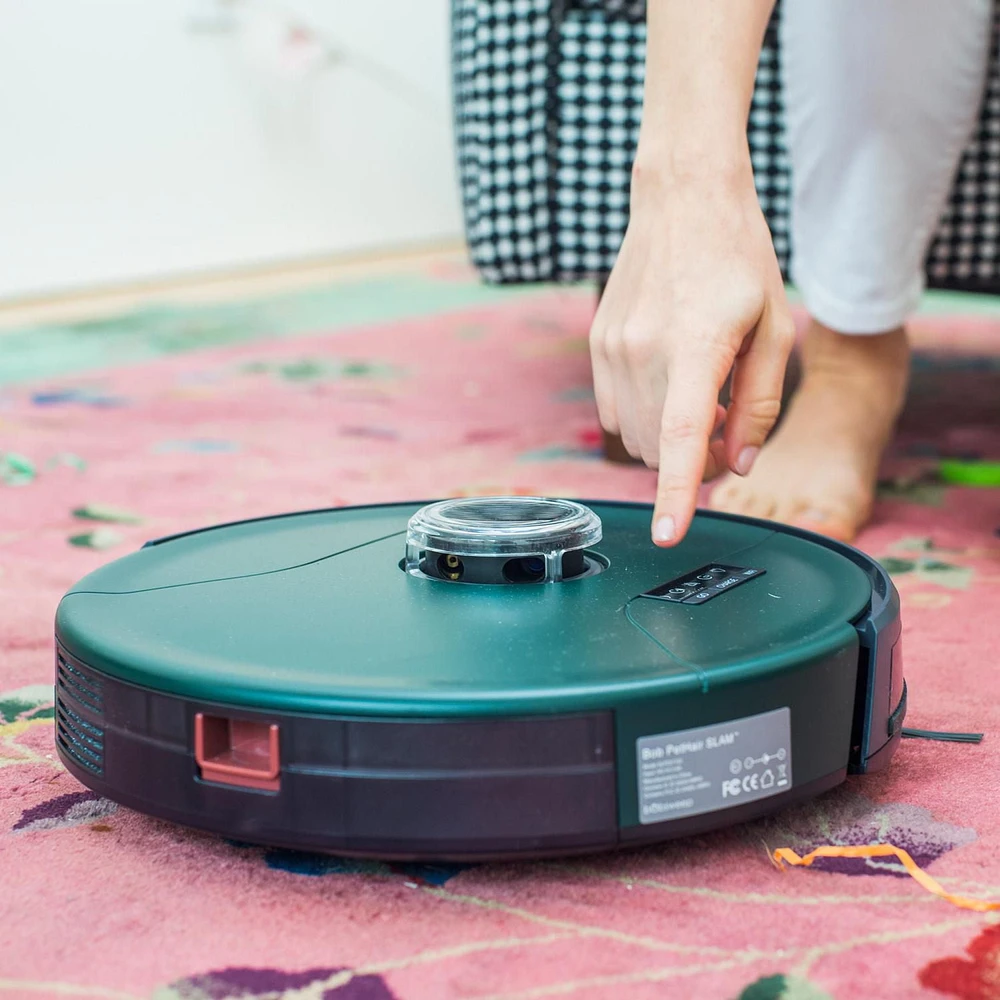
[589,167,795,546]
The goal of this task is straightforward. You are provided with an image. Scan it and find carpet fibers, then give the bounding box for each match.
[1,262,999,1000]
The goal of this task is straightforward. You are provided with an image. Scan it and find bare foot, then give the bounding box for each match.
[710,321,910,541]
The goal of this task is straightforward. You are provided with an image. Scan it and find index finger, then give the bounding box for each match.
[651,361,721,546]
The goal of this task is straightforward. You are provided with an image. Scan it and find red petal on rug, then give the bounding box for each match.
[919,924,1000,998]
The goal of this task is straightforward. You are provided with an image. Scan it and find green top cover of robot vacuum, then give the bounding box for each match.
[53,499,905,861]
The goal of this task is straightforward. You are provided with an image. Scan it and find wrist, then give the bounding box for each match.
[634,115,752,174]
[630,143,755,206]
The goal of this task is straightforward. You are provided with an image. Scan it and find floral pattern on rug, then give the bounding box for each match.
[750,789,978,877]
[1,267,998,999]
[154,966,399,1000]
[919,924,1000,999]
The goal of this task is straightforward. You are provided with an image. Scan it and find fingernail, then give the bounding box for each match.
[653,515,675,543]
[735,446,759,477]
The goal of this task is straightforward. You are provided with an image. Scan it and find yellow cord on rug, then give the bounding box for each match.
[773,844,1000,912]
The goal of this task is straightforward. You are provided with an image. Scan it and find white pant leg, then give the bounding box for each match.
[780,0,993,334]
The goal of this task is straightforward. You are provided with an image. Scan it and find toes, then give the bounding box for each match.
[708,476,743,513]
[741,493,777,521]
[708,476,778,522]
[787,506,862,543]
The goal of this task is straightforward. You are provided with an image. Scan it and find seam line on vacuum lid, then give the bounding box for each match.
[623,530,780,694]
[62,530,408,597]
[623,598,710,694]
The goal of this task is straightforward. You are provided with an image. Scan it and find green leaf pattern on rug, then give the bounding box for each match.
[878,452,1000,505]
[877,473,947,507]
[2,452,87,486]
[0,452,36,486]
[278,359,330,380]
[0,685,55,726]
[45,453,87,472]
[68,527,125,550]
[72,503,144,524]
[240,358,402,382]
[737,974,834,1000]
[879,537,974,590]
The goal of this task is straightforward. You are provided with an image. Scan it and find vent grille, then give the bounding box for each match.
[56,654,104,715]
[57,702,105,775]
[56,653,105,776]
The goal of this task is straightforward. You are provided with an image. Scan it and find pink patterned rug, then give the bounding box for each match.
[1,263,999,1000]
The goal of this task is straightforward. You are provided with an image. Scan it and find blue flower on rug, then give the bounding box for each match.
[260,848,471,886]
[555,385,595,403]
[262,849,390,877]
[31,387,128,407]
[154,966,398,999]
[391,862,472,886]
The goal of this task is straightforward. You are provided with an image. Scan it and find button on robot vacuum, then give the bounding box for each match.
[683,590,715,605]
[645,564,765,604]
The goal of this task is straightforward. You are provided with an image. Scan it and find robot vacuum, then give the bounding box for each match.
[53,498,906,861]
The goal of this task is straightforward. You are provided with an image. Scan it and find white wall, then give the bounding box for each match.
[0,0,463,300]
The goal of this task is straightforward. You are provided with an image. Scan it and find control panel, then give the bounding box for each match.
[642,564,765,606]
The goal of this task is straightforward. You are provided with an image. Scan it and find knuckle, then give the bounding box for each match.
[739,395,782,427]
[621,324,656,365]
[688,338,738,378]
[656,476,689,502]
[602,325,625,360]
[660,411,703,443]
[594,399,618,431]
[639,438,660,469]
[627,340,656,368]
[772,317,797,346]
[589,325,610,357]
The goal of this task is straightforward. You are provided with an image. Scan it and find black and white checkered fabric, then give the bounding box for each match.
[452,0,1000,292]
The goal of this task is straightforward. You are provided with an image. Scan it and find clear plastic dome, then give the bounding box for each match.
[406,497,602,556]
[404,497,603,583]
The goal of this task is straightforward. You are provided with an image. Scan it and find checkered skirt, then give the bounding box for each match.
[452,0,1000,292]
